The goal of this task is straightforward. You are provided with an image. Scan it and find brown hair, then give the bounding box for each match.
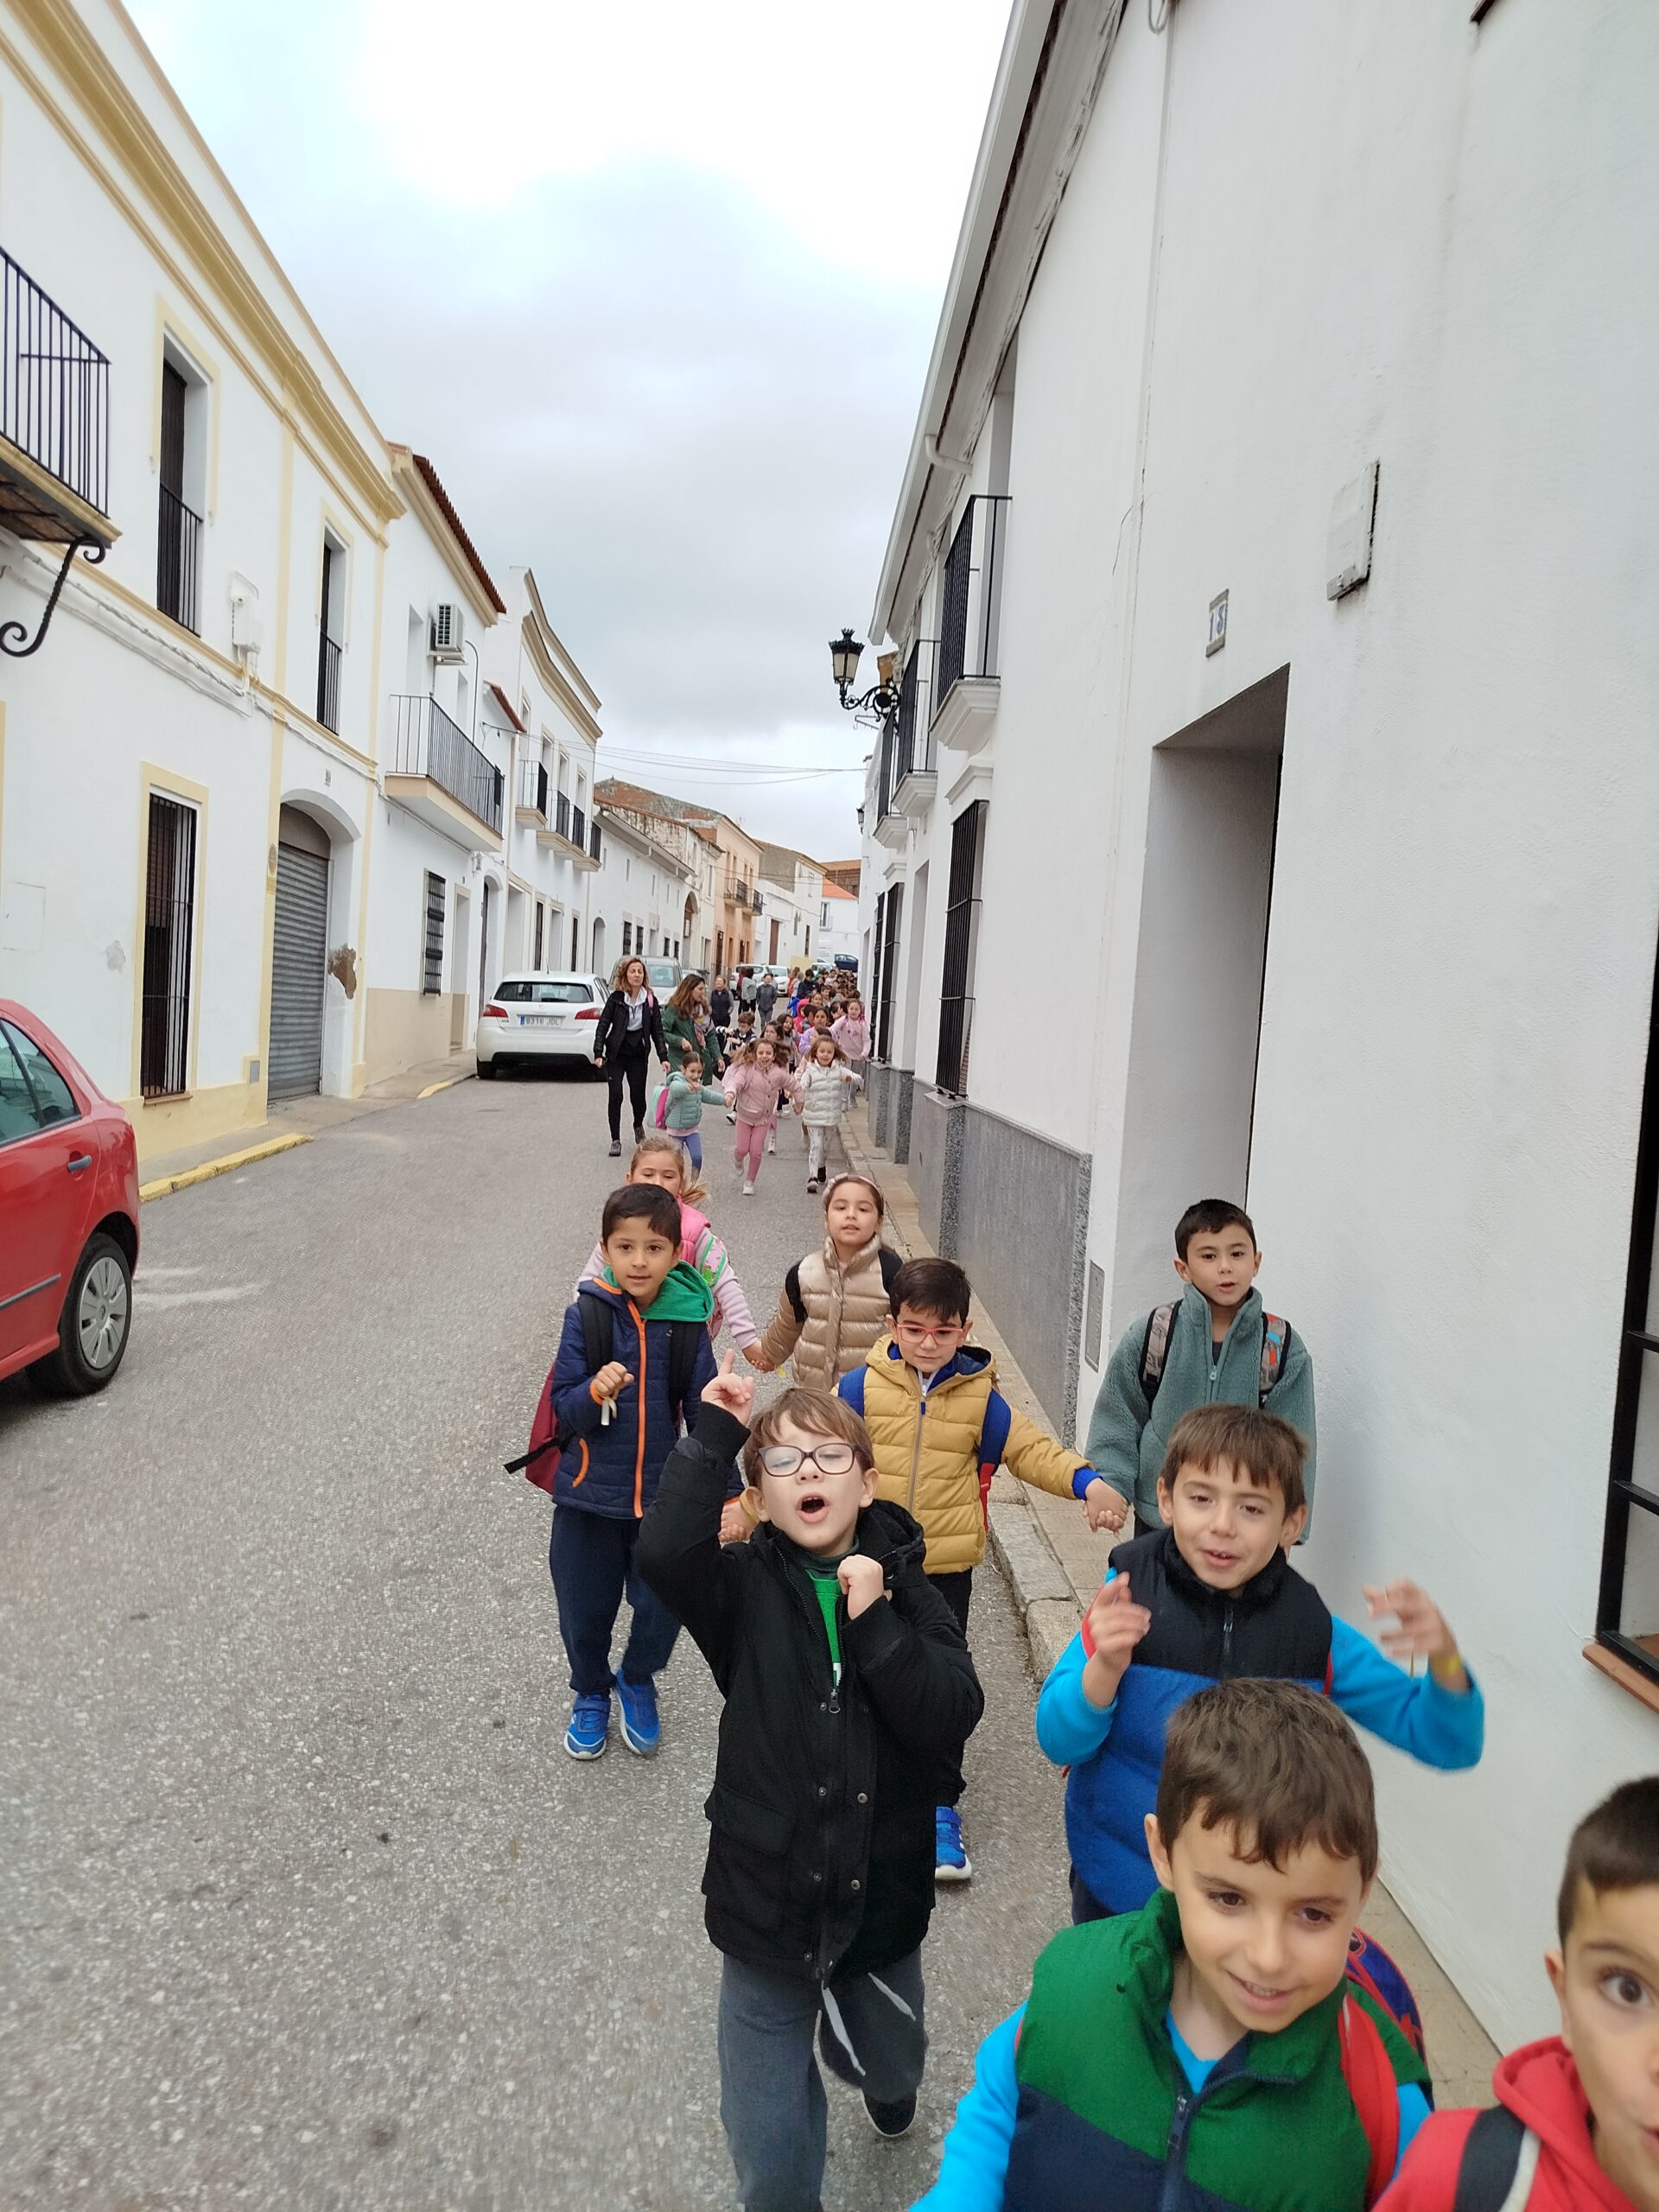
[1557,1777,1659,1945]
[822,1173,885,1217]
[742,1387,875,1487]
[601,1182,682,1247]
[1158,1679,1379,1885]
[668,975,706,1016]
[613,955,649,991]
[890,1255,971,1325]
[1159,1403,1308,1516]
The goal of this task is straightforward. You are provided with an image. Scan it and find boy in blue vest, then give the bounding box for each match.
[1038,1402,1484,1924]
[917,1680,1432,2211]
[1086,1199,1318,1534]
[543,1180,719,1761]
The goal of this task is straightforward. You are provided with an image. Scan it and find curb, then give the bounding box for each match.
[139,1131,311,1204]
[837,1106,1086,1680]
[416,1071,476,1100]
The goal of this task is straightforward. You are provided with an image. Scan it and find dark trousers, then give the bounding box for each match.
[718,1950,926,2212]
[1070,1866,1117,1924]
[548,1503,680,1695]
[605,1044,651,1141]
[926,1571,972,1807]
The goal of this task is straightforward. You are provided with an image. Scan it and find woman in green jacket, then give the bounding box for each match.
[662,976,715,1074]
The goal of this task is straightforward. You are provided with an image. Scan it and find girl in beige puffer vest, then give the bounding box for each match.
[756,1173,900,1390]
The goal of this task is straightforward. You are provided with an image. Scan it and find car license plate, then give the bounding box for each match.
[521,1014,564,1027]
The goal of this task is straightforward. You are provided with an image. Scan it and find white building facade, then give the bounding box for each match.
[859,0,1659,2046]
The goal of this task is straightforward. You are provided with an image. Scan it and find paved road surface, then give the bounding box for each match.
[2,1073,1075,2211]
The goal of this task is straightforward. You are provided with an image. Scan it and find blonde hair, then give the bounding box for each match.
[628,1132,707,1207]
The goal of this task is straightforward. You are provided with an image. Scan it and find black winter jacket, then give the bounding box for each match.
[637,1404,983,1983]
[593,988,667,1066]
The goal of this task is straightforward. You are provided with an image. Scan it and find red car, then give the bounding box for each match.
[0,1001,139,1394]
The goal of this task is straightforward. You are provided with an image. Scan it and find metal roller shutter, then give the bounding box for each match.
[270,842,328,1099]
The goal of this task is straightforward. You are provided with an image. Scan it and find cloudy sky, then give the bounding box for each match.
[126,0,1010,858]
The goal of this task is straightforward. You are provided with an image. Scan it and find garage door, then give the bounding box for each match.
[270,841,328,1100]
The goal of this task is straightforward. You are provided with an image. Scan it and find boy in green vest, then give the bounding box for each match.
[914,1678,1429,2211]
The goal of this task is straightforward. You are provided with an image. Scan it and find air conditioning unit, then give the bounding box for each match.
[429,601,465,663]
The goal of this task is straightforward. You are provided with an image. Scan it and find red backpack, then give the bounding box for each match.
[1336,1928,1431,2207]
[505,1291,702,1492]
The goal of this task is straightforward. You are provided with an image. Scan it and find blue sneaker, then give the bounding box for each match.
[564,1692,610,1760]
[616,1674,661,1757]
[934,1806,971,1883]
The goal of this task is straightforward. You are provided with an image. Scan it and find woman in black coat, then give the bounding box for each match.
[593,955,669,1154]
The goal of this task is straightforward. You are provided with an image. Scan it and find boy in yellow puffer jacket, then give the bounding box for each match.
[838,1256,1124,1883]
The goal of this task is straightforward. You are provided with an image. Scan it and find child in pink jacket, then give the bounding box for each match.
[721,1039,797,1194]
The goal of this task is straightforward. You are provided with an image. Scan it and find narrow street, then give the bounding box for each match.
[1,1076,1073,2212]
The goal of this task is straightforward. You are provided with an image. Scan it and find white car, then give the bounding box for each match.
[475,971,606,1078]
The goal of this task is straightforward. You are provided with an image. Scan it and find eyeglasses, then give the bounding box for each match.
[894,1320,967,1346]
[759,1441,859,1478]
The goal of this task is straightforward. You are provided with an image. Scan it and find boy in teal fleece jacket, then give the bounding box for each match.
[1085,1198,1317,1532]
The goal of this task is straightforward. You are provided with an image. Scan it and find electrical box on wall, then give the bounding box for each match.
[1326,461,1380,600]
[229,574,263,663]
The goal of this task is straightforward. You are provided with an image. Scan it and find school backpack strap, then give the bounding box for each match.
[1336,1994,1400,2209]
[1346,1927,1427,2060]
[1452,2107,1535,2212]
[1137,1301,1179,1406]
[1258,1313,1292,1404]
[666,1317,702,1427]
[975,1389,1014,1526]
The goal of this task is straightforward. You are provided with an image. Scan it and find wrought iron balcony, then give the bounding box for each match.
[572,803,587,851]
[518,755,549,822]
[893,639,938,817]
[317,632,341,733]
[556,790,571,840]
[156,481,201,634]
[932,494,1008,754]
[589,818,601,863]
[386,694,504,835]
[0,248,117,658]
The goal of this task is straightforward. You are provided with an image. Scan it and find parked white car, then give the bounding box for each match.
[475,972,606,1078]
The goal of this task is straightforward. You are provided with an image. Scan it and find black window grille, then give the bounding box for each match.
[895,641,937,784]
[1599,933,1659,1691]
[0,246,111,516]
[936,801,986,1095]
[156,362,201,633]
[533,901,544,969]
[935,495,1010,709]
[316,543,341,731]
[624,920,633,957]
[140,792,197,1097]
[423,872,446,995]
[873,885,902,1065]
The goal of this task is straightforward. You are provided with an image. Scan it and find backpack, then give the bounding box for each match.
[505,1289,703,1492]
[1334,1928,1432,2208]
[1138,1300,1291,1408]
[1452,2107,1538,2211]
[652,1081,672,1129]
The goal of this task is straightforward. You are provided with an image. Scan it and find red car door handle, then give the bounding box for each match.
[66,1153,92,1173]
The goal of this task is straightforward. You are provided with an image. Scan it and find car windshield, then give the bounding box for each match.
[646,963,679,990]
[494,980,593,1004]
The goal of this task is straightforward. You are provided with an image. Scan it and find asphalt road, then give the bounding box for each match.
[1,1071,1076,2212]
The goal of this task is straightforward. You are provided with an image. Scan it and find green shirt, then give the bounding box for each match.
[804,1557,843,1686]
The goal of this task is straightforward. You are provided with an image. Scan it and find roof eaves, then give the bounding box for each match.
[410,451,507,613]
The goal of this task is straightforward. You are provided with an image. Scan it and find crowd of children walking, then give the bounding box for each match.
[524,1039,1659,2212]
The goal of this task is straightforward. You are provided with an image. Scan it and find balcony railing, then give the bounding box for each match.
[0,246,110,518]
[156,482,201,633]
[388,694,504,833]
[589,818,601,862]
[896,638,938,781]
[317,632,341,733]
[572,804,587,851]
[935,494,1009,710]
[518,755,549,818]
[556,790,571,840]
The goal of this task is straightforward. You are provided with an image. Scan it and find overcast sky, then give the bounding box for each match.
[126,0,1010,859]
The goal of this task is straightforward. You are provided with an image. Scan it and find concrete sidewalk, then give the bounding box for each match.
[138,1051,477,1198]
[839,1096,1501,2107]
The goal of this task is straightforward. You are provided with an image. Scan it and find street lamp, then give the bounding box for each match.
[829,627,900,717]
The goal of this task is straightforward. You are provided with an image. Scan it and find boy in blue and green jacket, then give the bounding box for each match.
[1085,1199,1317,1533]
[915,1680,1430,2212]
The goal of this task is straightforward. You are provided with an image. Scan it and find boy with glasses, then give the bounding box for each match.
[638,1364,982,2211]
[839,1257,1122,1882]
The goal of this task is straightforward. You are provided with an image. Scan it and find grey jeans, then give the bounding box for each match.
[716,1948,927,2212]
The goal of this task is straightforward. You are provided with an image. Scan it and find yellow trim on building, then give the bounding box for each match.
[0,4,402,534]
